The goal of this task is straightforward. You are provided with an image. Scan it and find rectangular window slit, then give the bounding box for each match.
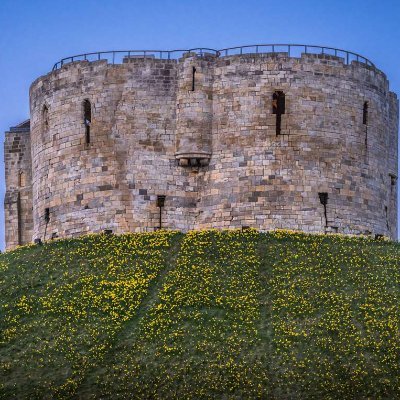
[44,207,50,241]
[318,192,328,228]
[273,91,285,135]
[363,101,368,125]
[191,66,196,91]
[45,207,50,223]
[84,100,92,145]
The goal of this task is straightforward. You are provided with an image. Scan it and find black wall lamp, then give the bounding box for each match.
[318,192,328,228]
[157,195,166,230]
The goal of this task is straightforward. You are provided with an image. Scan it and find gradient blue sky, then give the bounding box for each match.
[0,0,399,250]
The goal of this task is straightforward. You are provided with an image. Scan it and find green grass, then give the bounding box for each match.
[0,230,399,399]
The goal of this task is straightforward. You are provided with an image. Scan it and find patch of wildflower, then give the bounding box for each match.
[98,229,267,399]
[0,231,179,399]
[260,230,400,399]
[0,229,399,399]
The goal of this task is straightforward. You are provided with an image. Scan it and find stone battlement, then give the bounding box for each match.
[4,45,399,249]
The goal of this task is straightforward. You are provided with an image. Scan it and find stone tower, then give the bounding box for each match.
[4,45,399,249]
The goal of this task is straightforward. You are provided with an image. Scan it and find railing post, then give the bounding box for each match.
[346,52,349,64]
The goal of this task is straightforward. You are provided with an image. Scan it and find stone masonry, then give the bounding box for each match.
[4,120,33,248]
[4,46,399,249]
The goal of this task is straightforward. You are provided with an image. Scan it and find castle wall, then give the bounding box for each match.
[11,50,397,249]
[110,57,199,232]
[4,124,33,249]
[29,58,199,240]
[197,53,398,238]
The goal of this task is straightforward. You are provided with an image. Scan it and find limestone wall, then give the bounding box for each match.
[11,50,398,249]
[29,57,200,241]
[198,53,398,238]
[4,122,33,249]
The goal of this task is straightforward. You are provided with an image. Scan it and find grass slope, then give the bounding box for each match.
[0,230,399,399]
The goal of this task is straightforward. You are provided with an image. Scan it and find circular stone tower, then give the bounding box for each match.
[23,45,398,244]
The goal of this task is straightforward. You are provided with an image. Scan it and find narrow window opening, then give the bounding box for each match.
[272,91,285,135]
[44,207,50,223]
[191,66,196,91]
[18,171,26,188]
[389,173,397,187]
[363,101,369,125]
[318,192,329,228]
[83,99,91,145]
[42,105,49,132]
[44,207,50,241]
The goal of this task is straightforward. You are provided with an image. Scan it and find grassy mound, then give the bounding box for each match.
[0,230,399,399]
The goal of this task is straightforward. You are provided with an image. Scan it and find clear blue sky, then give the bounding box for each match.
[0,0,399,250]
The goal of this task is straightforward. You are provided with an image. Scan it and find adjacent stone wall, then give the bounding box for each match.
[4,122,33,249]
[388,92,399,237]
[5,50,398,249]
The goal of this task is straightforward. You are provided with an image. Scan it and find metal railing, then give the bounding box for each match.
[52,48,219,70]
[218,44,374,67]
[52,44,375,71]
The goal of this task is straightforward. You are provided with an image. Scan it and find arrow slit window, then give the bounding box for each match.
[42,105,49,132]
[191,67,196,91]
[272,91,285,135]
[363,101,369,125]
[83,100,91,145]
